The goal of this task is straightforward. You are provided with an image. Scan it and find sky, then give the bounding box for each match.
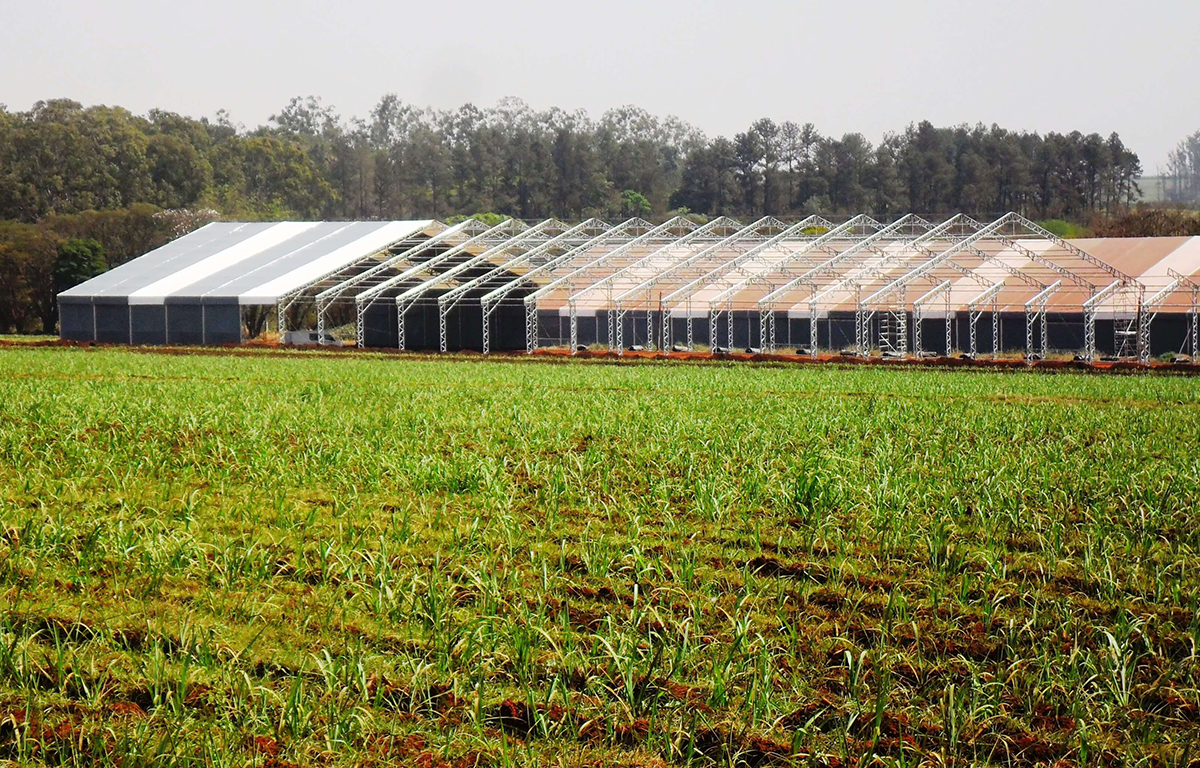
[2,0,1197,172]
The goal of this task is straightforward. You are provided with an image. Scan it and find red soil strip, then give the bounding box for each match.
[4,337,1199,375]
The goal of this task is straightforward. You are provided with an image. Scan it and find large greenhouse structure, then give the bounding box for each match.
[58,213,1200,362]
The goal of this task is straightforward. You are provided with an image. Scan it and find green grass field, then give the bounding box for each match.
[2,347,1199,767]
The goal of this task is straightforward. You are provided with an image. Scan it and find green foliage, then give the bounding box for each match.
[0,221,59,332]
[1097,208,1200,237]
[53,238,106,293]
[619,189,652,218]
[1,349,1199,765]
[1037,219,1092,238]
[444,212,509,227]
[0,96,1150,230]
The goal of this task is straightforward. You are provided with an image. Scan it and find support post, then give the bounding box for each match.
[397,299,407,351]
[525,300,538,354]
[481,298,493,355]
[809,299,819,359]
[726,299,733,351]
[992,295,999,360]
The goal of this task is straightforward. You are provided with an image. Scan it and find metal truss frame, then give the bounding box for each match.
[758,214,939,355]
[1024,281,1061,360]
[911,280,953,358]
[383,219,529,350]
[479,218,652,354]
[656,215,831,350]
[966,282,1005,359]
[1144,268,1200,360]
[269,212,1189,360]
[439,218,611,355]
[833,214,1047,358]
[522,217,698,353]
[305,219,484,346]
[604,217,790,352]
[855,212,1128,359]
[704,216,878,351]
[566,217,743,353]
[276,221,452,338]
[386,219,566,352]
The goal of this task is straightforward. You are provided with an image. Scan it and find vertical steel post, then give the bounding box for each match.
[726,299,734,351]
[481,299,492,355]
[809,299,819,358]
[397,300,407,351]
[992,295,999,360]
[943,291,950,358]
[525,300,538,354]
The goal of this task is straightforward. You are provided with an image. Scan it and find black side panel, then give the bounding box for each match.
[407,304,440,351]
[130,305,167,345]
[203,304,242,344]
[362,303,398,348]
[59,302,95,341]
[486,305,527,351]
[1144,315,1190,357]
[443,304,486,352]
[94,303,131,344]
[166,303,204,345]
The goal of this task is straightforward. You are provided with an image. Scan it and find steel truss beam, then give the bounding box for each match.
[439,218,611,355]
[276,222,452,338]
[758,214,938,355]
[386,220,565,353]
[704,216,877,351]
[912,280,953,358]
[966,282,1005,359]
[358,219,527,350]
[656,215,831,350]
[317,219,477,307]
[334,220,487,347]
[1025,281,1062,360]
[1081,281,1125,361]
[844,214,1061,359]
[522,217,698,353]
[855,212,1124,360]
[566,217,742,353]
[1144,268,1200,361]
[602,217,788,351]
[479,218,650,354]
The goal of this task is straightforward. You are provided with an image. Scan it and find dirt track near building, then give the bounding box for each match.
[4,337,1199,375]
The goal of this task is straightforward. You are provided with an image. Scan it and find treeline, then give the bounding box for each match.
[1,97,1146,224]
[672,121,1141,219]
[1162,130,1200,205]
[0,206,214,333]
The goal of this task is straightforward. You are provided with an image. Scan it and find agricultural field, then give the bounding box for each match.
[1,347,1199,767]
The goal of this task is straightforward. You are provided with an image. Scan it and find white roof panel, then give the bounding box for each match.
[128,223,319,304]
[237,220,432,304]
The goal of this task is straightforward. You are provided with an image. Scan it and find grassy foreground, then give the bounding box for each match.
[1,347,1199,767]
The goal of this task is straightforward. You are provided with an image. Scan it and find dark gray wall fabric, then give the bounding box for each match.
[165,303,203,345]
[362,303,397,348]
[59,302,95,341]
[202,304,243,344]
[94,303,131,344]
[130,305,167,345]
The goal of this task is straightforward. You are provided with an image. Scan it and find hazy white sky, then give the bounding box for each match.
[2,0,1196,171]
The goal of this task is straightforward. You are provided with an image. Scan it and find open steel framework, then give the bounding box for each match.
[268,213,1200,362]
[62,214,1200,362]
